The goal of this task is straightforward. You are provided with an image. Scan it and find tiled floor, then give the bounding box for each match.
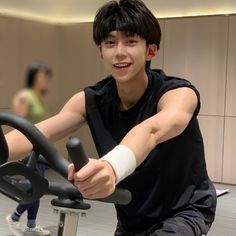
[0,170,236,236]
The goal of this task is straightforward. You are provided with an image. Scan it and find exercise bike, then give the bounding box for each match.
[0,112,131,236]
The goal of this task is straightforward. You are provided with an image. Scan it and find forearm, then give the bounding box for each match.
[99,88,197,184]
[6,111,84,161]
[5,91,87,161]
[120,110,190,166]
[5,116,60,160]
[6,129,33,160]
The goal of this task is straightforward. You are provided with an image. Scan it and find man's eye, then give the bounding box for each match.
[105,41,115,45]
[127,40,137,45]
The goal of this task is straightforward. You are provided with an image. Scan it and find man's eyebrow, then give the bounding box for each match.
[124,31,136,37]
[105,33,116,39]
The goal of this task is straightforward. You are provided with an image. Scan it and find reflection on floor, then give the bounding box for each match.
[0,170,236,236]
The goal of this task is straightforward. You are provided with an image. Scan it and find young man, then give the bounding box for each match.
[6,0,216,235]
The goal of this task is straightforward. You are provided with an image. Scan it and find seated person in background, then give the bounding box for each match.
[6,62,52,236]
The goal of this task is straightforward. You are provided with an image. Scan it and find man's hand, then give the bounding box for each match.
[68,159,116,199]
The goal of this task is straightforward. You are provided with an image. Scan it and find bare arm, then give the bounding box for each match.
[6,91,86,160]
[12,91,30,117]
[121,87,198,166]
[69,87,199,199]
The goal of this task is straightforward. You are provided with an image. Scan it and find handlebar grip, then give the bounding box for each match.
[99,188,132,205]
[66,137,132,205]
[66,137,89,172]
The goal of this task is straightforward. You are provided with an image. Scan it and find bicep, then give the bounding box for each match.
[120,88,199,165]
[140,87,198,145]
[157,87,198,121]
[36,91,87,141]
[6,91,86,160]
[60,91,86,120]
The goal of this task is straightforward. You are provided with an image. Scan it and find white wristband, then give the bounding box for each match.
[100,145,137,184]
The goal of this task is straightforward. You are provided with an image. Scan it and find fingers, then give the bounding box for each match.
[78,176,115,199]
[73,160,116,199]
[78,180,108,198]
[75,171,109,194]
[74,159,103,182]
[68,159,99,181]
[68,163,75,180]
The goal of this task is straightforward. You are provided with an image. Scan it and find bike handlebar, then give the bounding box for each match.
[0,112,131,205]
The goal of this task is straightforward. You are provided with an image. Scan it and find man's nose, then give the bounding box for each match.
[114,42,127,58]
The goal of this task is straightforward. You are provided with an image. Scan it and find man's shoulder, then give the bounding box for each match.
[149,69,191,84]
[84,75,115,96]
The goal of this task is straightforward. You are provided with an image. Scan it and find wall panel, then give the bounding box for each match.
[222,117,236,184]
[198,115,224,182]
[151,20,165,70]
[0,16,21,108]
[163,16,228,116]
[225,15,236,116]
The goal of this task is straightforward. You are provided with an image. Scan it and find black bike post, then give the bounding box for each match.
[53,137,90,236]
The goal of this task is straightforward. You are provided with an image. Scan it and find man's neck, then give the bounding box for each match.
[116,70,148,110]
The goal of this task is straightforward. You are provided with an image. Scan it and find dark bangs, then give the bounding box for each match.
[93,0,161,48]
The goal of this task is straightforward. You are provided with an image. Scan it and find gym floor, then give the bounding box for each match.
[0,170,235,236]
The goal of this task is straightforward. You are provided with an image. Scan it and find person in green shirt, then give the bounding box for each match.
[6,62,52,236]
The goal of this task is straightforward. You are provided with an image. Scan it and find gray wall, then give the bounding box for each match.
[0,14,236,184]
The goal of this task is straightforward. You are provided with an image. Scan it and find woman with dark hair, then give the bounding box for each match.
[6,62,51,236]
[12,62,52,123]
[6,1,216,235]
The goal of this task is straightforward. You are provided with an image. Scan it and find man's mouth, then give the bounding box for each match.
[114,63,132,69]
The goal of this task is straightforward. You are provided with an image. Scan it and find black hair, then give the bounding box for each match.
[25,62,52,88]
[93,0,161,68]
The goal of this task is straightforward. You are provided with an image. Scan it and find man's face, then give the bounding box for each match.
[100,31,148,83]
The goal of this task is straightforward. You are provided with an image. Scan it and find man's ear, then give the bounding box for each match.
[99,46,103,59]
[146,44,158,61]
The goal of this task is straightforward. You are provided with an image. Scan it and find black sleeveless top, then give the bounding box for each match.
[84,69,216,232]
